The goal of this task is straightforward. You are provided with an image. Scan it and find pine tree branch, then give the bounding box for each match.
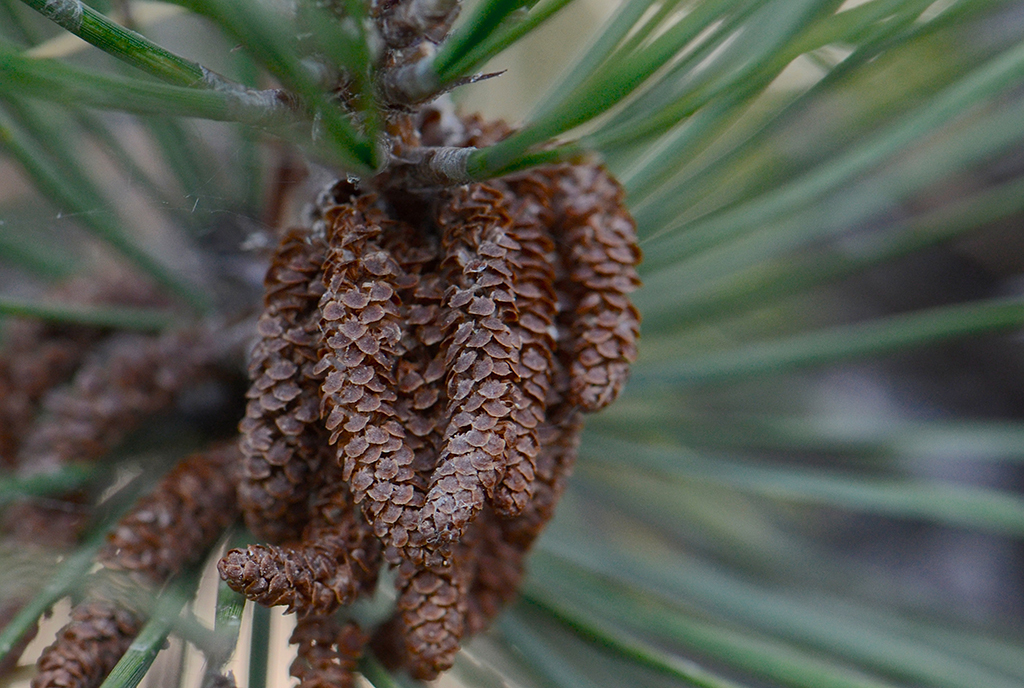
[17,0,290,108]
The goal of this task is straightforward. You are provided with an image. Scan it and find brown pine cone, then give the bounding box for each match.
[386,282,447,566]
[378,226,448,566]
[548,164,642,413]
[32,599,142,688]
[389,531,477,681]
[289,617,367,688]
[101,443,240,584]
[218,478,381,618]
[316,197,422,560]
[0,274,166,467]
[418,184,539,544]
[238,227,331,544]
[488,177,561,517]
[16,328,216,476]
[464,506,524,635]
[502,410,584,550]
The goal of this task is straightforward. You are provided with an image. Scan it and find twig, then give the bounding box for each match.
[377,0,461,50]
[384,145,477,187]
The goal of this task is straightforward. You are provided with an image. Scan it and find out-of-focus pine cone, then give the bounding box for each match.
[0,274,166,467]
[218,479,381,618]
[16,328,216,476]
[101,443,240,584]
[316,197,423,561]
[418,184,539,545]
[464,506,524,635]
[0,323,93,467]
[503,410,584,550]
[238,227,331,544]
[289,617,367,688]
[548,164,641,412]
[389,532,477,681]
[32,599,142,688]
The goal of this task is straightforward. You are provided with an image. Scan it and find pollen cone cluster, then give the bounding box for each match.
[221,118,641,681]
[32,600,142,688]
[0,273,216,551]
[31,444,240,688]
[0,275,165,468]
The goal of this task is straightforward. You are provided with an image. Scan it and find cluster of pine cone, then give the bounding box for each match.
[0,278,234,687]
[30,445,239,688]
[1,115,640,688]
[218,119,642,682]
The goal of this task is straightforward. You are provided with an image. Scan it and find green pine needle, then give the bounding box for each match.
[98,567,205,688]
[17,0,209,86]
[581,435,1024,537]
[0,296,177,330]
[633,298,1024,387]
[0,465,98,509]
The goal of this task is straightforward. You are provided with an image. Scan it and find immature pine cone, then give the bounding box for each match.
[32,599,142,688]
[379,224,448,565]
[388,532,477,680]
[219,478,381,618]
[289,617,367,688]
[488,178,560,517]
[418,184,539,544]
[315,197,423,559]
[550,165,642,412]
[101,443,240,583]
[238,227,331,544]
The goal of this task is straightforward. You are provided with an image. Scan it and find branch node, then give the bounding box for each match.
[40,0,83,31]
